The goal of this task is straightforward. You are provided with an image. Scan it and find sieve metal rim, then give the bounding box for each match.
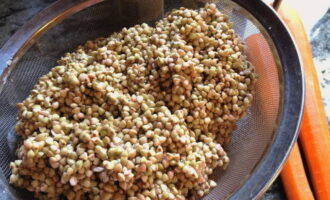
[228,0,304,199]
[0,0,304,199]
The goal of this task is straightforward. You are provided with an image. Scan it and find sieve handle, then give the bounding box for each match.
[273,0,283,10]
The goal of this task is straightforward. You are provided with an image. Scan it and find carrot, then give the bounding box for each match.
[278,3,330,200]
[245,33,314,200]
[245,34,280,122]
[281,143,315,200]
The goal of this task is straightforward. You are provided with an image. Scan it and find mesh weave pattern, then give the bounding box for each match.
[0,0,281,199]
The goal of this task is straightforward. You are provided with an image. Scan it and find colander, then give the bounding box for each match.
[0,0,304,199]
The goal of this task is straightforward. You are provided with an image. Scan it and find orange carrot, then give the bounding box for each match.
[281,143,315,200]
[278,3,330,200]
[245,34,280,121]
[245,33,314,200]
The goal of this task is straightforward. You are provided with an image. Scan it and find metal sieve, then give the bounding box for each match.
[0,0,304,199]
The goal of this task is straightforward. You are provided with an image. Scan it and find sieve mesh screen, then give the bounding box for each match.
[0,0,281,199]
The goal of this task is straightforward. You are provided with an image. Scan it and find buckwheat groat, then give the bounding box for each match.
[10,4,255,200]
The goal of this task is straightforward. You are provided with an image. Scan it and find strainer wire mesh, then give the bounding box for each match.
[0,0,303,199]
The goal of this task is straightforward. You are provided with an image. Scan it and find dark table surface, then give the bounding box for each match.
[1,0,329,199]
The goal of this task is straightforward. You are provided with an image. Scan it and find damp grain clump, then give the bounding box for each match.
[9,4,255,200]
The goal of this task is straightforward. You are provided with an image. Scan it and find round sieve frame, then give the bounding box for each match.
[229,1,304,199]
[0,0,304,200]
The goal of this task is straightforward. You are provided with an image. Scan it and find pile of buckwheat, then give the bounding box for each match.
[9,3,255,200]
